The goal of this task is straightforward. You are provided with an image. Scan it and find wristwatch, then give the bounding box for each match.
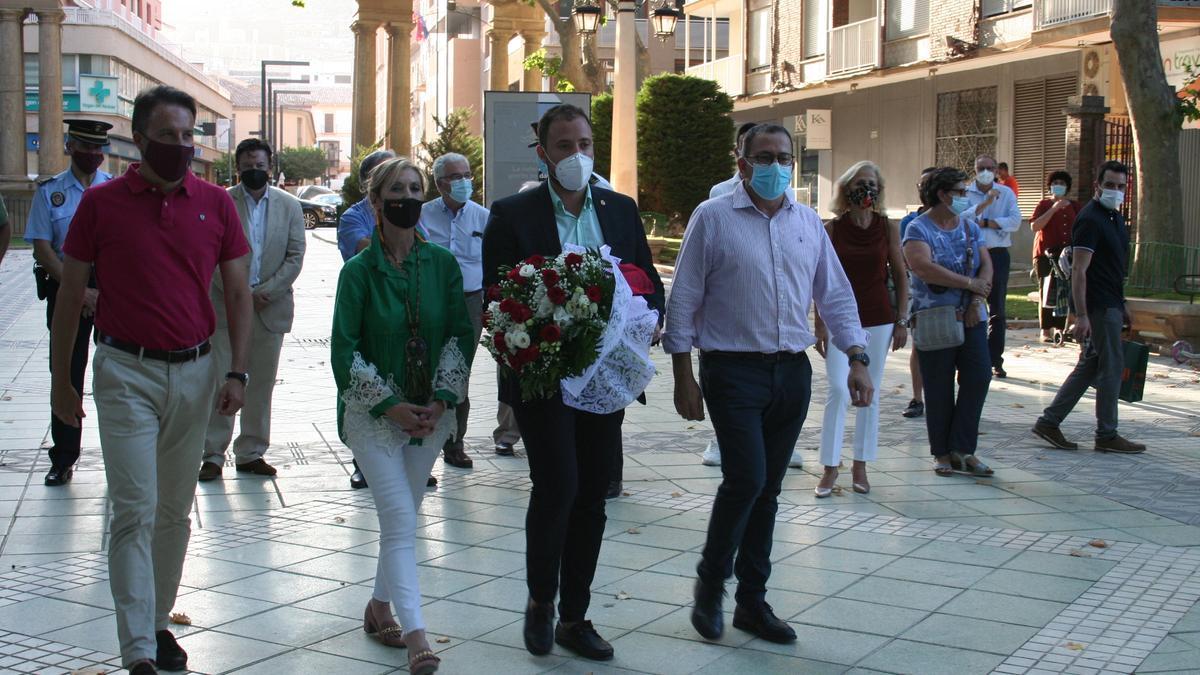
[896,316,911,328]
[848,352,871,368]
[226,371,250,386]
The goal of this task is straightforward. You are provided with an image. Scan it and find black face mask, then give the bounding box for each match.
[239,168,269,190]
[382,198,423,230]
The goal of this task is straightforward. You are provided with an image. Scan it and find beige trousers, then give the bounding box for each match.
[446,290,483,452]
[91,343,212,666]
[202,313,284,464]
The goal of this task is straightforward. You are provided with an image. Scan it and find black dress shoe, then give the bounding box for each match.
[494,442,515,456]
[44,464,74,487]
[155,629,188,671]
[523,599,555,656]
[993,366,1007,379]
[350,468,368,489]
[691,579,725,640]
[732,601,796,643]
[198,461,223,482]
[129,660,157,675]
[554,620,613,661]
[235,458,277,476]
[605,480,622,500]
[443,446,474,469]
[427,475,438,487]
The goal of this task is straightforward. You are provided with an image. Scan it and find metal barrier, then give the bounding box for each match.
[1127,241,1200,294]
[0,189,34,239]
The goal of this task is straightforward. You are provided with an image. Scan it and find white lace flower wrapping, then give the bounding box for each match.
[560,245,658,414]
[342,349,460,455]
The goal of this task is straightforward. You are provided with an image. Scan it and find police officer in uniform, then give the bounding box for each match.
[25,119,113,486]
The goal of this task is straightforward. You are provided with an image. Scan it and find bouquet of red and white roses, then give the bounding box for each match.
[483,249,618,401]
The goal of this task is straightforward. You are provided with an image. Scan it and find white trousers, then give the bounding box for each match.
[819,323,894,467]
[92,344,211,666]
[351,436,440,635]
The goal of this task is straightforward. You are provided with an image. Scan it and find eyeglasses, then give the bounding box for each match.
[439,172,472,182]
[945,189,967,197]
[745,153,794,167]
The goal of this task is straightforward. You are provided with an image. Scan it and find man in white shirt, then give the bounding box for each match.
[700,120,803,471]
[962,154,1021,378]
[199,138,307,481]
[422,152,489,470]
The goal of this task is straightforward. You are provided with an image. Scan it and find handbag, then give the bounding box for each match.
[1119,340,1149,403]
[911,219,975,352]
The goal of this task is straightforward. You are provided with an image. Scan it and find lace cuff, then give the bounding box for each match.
[342,352,399,417]
[433,337,470,406]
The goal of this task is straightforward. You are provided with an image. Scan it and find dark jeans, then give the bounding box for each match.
[916,324,991,457]
[1039,307,1124,440]
[987,246,1011,369]
[45,279,94,468]
[512,394,623,621]
[696,353,812,606]
[1035,256,1067,331]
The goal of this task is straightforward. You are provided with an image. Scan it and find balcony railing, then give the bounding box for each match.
[685,55,744,97]
[828,17,880,77]
[1035,0,1111,28]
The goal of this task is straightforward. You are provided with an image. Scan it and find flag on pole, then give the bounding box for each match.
[413,11,430,41]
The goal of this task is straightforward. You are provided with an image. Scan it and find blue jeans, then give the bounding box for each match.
[916,324,992,457]
[696,352,811,605]
[987,246,1011,369]
[1038,307,1124,440]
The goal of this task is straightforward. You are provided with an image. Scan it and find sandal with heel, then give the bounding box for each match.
[364,603,406,648]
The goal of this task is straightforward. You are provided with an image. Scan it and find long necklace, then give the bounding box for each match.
[394,240,431,406]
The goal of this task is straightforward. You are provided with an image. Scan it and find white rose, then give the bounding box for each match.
[519,264,536,278]
[553,306,573,324]
[509,330,531,349]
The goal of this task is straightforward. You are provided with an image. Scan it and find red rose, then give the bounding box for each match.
[540,268,560,285]
[586,285,602,302]
[547,287,568,305]
[499,298,517,315]
[506,268,523,282]
[540,324,562,343]
[518,345,540,364]
[487,285,502,301]
[565,252,584,268]
[526,254,546,268]
[493,332,507,351]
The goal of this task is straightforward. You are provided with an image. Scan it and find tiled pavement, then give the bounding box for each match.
[1,232,1199,674]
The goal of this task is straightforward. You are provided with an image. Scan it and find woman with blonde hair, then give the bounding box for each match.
[814,160,909,496]
[331,156,474,674]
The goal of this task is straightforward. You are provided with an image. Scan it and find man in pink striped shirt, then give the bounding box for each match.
[663,124,873,644]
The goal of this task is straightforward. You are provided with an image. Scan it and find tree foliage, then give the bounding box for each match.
[277,146,329,182]
[340,140,384,213]
[590,94,613,180]
[636,75,734,224]
[416,108,485,204]
[523,49,576,92]
[213,152,233,186]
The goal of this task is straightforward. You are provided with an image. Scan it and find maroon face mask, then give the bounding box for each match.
[141,137,194,182]
[72,151,104,175]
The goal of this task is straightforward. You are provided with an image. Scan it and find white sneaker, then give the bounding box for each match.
[788,450,804,469]
[701,441,721,466]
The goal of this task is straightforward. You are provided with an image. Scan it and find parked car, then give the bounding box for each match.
[312,193,343,209]
[298,196,338,229]
[296,185,335,201]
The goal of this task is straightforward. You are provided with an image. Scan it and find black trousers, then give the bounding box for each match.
[987,246,1011,369]
[44,279,94,468]
[512,393,623,622]
[696,353,812,605]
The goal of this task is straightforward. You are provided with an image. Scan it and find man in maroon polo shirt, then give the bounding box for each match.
[50,85,253,675]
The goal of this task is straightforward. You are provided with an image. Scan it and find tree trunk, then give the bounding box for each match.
[556,24,606,94]
[1110,0,1186,287]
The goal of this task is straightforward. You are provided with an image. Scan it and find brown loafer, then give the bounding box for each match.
[442,447,473,469]
[198,461,223,482]
[1032,421,1078,450]
[235,458,277,476]
[1095,434,1146,454]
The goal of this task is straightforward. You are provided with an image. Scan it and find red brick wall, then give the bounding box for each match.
[929,0,978,61]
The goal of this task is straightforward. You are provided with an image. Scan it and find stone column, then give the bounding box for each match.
[36,9,66,179]
[610,0,639,197]
[488,29,510,91]
[521,31,546,92]
[0,8,28,181]
[351,19,380,151]
[1063,95,1110,203]
[385,21,412,158]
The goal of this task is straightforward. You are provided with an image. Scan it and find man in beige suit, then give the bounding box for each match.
[199,138,306,480]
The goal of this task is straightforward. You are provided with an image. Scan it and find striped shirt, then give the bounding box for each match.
[662,183,869,355]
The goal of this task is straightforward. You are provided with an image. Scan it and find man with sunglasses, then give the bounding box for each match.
[666,123,872,644]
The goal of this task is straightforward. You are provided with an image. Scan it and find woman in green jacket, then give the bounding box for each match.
[331,157,474,674]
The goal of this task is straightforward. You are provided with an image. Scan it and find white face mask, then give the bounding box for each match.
[975,169,995,186]
[548,152,593,192]
[1099,188,1124,211]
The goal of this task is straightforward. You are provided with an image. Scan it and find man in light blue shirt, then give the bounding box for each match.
[421,152,490,469]
[25,119,113,486]
[708,122,759,200]
[962,154,1021,378]
[338,149,396,262]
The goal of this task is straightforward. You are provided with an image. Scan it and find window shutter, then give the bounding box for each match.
[887,0,929,40]
[1012,74,1078,218]
[804,0,826,58]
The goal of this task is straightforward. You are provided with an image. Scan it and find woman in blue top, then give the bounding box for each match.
[901,167,995,477]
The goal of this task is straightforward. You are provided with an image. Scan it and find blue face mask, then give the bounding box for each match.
[448,178,473,203]
[949,196,971,215]
[1050,184,1067,197]
[748,162,792,201]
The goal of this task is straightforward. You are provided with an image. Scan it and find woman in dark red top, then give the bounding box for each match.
[814,161,909,497]
[1031,170,1078,341]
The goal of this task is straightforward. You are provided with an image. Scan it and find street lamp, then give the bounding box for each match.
[259,60,309,139]
[272,89,311,175]
[572,2,602,35]
[650,1,683,41]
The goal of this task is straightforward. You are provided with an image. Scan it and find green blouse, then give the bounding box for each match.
[331,229,476,446]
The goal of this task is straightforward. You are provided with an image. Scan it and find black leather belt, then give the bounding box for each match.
[98,332,210,363]
[701,350,807,362]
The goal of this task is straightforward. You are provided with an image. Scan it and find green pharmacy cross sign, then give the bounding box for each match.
[88,79,111,106]
[80,75,119,113]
